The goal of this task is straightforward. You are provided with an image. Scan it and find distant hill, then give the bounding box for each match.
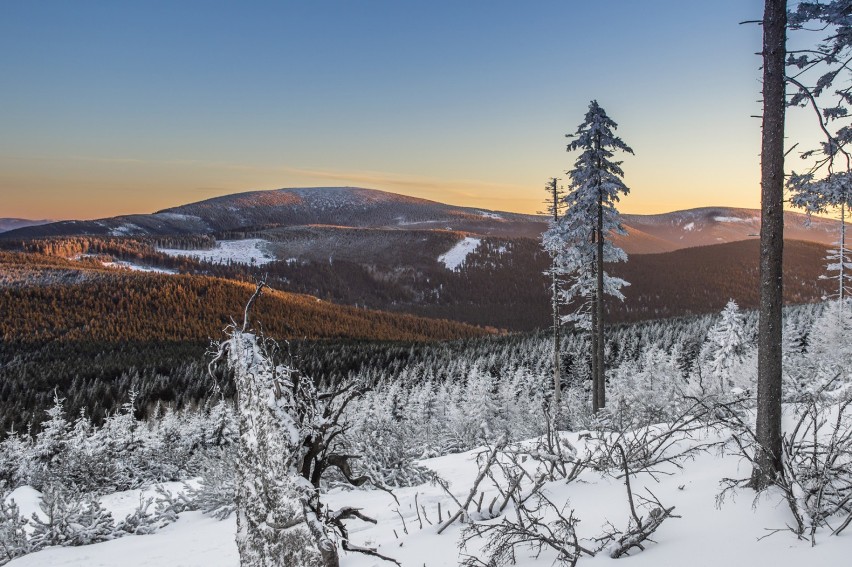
[607,239,835,322]
[0,218,53,233]
[7,236,831,332]
[1,187,541,240]
[616,207,839,253]
[2,187,841,252]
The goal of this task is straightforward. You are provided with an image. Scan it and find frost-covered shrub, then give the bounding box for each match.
[60,411,125,495]
[203,398,238,448]
[346,383,435,487]
[560,385,593,430]
[187,448,236,520]
[28,395,71,491]
[785,300,852,402]
[89,397,148,491]
[29,486,117,549]
[806,299,852,369]
[608,347,684,425]
[116,495,160,536]
[151,484,197,527]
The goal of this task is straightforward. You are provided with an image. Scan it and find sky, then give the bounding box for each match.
[0,0,815,220]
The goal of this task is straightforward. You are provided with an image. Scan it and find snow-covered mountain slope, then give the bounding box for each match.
[9,432,850,567]
[617,207,840,252]
[0,213,212,239]
[158,187,540,236]
[2,188,842,254]
[158,238,275,266]
[0,187,539,240]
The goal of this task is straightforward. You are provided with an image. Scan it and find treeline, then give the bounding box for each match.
[0,340,219,433]
[4,237,156,259]
[0,300,829,439]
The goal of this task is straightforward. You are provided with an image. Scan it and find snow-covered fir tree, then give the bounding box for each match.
[805,299,852,373]
[703,300,748,392]
[542,100,633,412]
[0,492,29,565]
[30,394,70,489]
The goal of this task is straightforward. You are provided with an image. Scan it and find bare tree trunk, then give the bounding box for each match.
[593,131,606,412]
[596,190,605,411]
[550,178,562,408]
[752,0,786,490]
[590,245,599,412]
[841,202,846,304]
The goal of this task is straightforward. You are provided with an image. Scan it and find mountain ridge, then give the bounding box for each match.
[0,218,54,233]
[1,186,843,253]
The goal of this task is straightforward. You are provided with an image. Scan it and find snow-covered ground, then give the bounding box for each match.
[438,237,481,271]
[158,239,275,266]
[101,261,175,274]
[109,223,145,236]
[9,433,850,567]
[714,216,751,223]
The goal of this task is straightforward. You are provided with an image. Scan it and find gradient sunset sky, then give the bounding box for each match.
[2,0,816,220]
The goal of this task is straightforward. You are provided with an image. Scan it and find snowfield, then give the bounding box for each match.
[9,432,851,567]
[438,237,481,271]
[109,223,145,236]
[101,261,176,274]
[158,239,275,266]
[713,216,751,223]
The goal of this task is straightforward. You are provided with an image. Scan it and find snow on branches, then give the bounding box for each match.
[209,281,398,567]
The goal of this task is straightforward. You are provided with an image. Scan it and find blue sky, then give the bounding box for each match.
[1,1,775,219]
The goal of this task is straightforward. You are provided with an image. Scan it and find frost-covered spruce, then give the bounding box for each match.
[188,447,236,520]
[0,492,29,565]
[30,394,71,490]
[703,300,748,391]
[542,100,633,412]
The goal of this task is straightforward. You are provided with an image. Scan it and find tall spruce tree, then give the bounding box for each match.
[542,101,633,412]
[753,0,786,490]
[753,0,852,489]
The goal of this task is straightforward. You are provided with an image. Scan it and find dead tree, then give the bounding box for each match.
[209,282,398,567]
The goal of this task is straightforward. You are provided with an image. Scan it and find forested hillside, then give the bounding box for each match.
[0,252,489,344]
[1,235,837,331]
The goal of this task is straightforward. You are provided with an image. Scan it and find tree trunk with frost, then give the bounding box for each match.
[225,330,330,567]
[753,0,786,490]
[549,177,562,408]
[212,284,396,567]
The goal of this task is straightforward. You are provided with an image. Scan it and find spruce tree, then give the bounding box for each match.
[543,100,633,412]
[704,300,747,392]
